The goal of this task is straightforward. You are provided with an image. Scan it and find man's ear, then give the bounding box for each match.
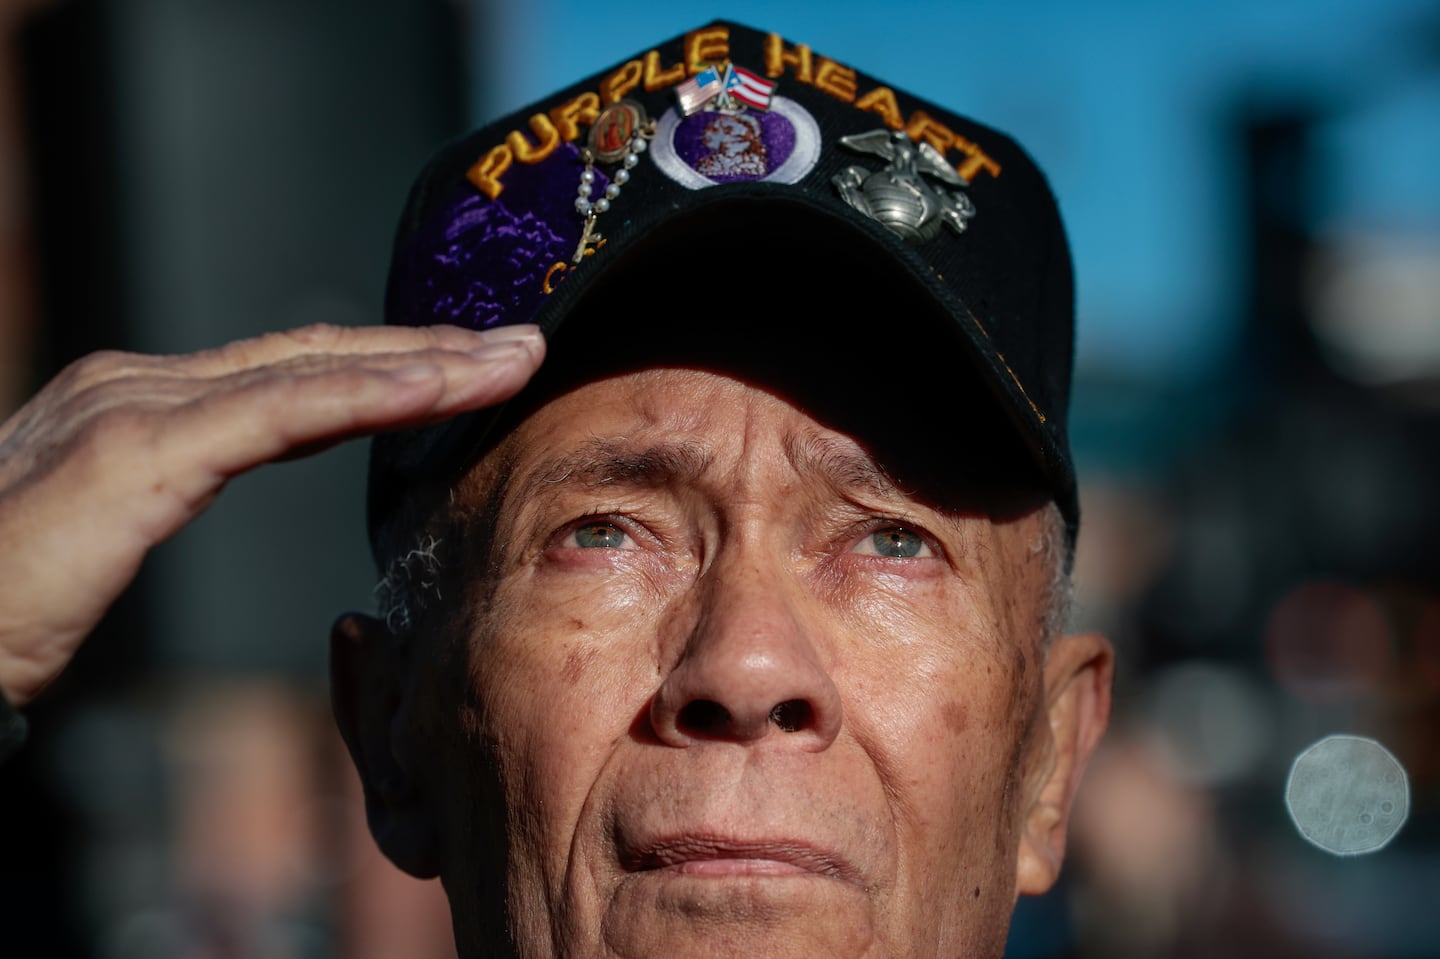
[330,612,442,878]
[1014,631,1114,897]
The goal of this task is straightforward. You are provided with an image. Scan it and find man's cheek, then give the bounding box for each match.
[811,560,998,652]
[471,577,664,743]
[509,553,686,628]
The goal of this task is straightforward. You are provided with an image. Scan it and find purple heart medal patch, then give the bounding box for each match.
[652,62,821,190]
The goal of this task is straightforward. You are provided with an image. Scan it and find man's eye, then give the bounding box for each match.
[854,527,931,559]
[568,521,634,549]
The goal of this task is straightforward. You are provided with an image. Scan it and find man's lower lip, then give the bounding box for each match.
[619,834,864,884]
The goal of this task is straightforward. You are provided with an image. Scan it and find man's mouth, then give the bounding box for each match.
[622,835,863,885]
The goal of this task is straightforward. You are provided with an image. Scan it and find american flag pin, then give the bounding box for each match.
[675,64,725,116]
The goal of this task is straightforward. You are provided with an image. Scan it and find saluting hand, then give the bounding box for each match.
[0,322,544,707]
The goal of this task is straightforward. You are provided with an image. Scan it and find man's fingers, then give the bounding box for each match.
[155,334,545,509]
[1,326,544,486]
[172,322,542,377]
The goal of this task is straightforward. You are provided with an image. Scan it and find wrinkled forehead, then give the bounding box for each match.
[474,346,1049,527]
[483,366,902,492]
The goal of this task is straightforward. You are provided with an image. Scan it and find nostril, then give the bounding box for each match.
[769,699,811,733]
[677,699,732,736]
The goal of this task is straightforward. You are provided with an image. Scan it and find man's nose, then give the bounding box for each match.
[649,562,842,751]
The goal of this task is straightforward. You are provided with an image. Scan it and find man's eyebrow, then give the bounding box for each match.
[525,439,712,493]
[783,432,909,500]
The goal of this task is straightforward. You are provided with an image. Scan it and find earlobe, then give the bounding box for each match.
[330,612,442,878]
[1014,631,1114,897]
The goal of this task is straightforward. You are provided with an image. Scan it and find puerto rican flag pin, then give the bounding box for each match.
[722,64,776,111]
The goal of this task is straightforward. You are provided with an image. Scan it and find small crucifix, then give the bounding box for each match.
[572,213,603,264]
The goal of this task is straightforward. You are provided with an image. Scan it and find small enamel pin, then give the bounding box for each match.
[675,62,777,115]
[573,100,656,263]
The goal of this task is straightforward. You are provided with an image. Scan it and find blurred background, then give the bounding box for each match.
[0,0,1436,956]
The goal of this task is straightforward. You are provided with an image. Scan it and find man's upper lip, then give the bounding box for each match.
[623,835,862,884]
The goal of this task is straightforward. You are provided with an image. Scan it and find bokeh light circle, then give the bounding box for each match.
[1145,661,1271,786]
[1285,735,1409,856]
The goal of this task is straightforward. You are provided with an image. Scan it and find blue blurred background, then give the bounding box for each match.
[0,1,1436,957]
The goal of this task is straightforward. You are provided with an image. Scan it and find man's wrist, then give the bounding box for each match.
[0,684,28,764]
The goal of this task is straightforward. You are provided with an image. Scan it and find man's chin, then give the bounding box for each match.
[596,871,878,957]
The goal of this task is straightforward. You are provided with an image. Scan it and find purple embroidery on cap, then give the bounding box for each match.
[393,144,606,330]
[651,96,821,190]
[425,196,565,328]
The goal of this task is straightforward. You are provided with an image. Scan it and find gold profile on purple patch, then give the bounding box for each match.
[588,100,648,164]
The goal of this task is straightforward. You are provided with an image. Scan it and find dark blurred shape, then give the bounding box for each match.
[1417,601,1440,693]
[2,1,469,955]
[21,0,127,382]
[1264,583,1394,704]
[1401,3,1440,71]
[1139,102,1440,667]
[1242,112,1325,391]
[1091,93,1440,959]
[6,8,140,956]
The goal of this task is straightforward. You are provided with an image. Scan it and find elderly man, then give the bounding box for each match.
[0,21,1111,958]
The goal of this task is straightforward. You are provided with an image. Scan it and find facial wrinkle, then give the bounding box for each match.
[529,439,712,494]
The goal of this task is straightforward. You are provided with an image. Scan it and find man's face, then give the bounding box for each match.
[378,365,1107,959]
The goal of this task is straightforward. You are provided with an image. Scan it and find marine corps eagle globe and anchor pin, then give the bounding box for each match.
[833,129,977,245]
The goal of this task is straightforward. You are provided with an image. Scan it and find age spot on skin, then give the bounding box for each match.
[941,701,969,736]
[562,644,596,685]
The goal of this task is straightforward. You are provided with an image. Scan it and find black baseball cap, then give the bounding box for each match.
[368,20,1077,559]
